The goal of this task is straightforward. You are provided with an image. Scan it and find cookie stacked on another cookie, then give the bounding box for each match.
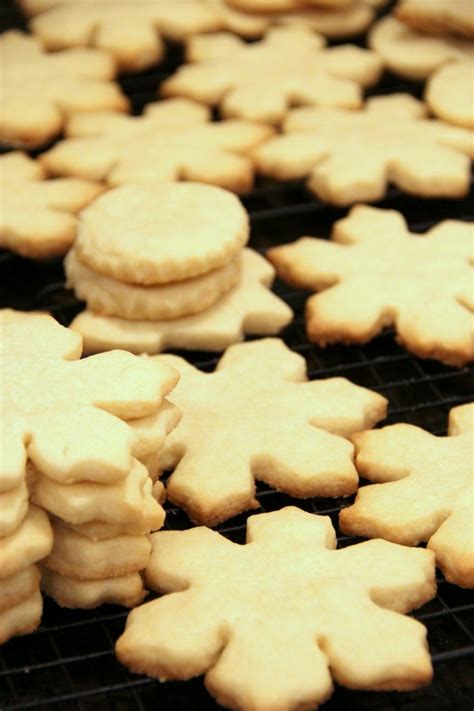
[66,182,293,354]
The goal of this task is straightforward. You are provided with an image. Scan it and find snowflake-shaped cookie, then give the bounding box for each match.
[157,338,387,525]
[340,404,474,588]
[0,31,128,148]
[117,507,436,710]
[0,309,178,493]
[0,152,103,259]
[268,206,474,366]
[162,26,383,123]
[254,94,474,204]
[41,98,273,193]
[369,16,474,80]
[70,249,293,354]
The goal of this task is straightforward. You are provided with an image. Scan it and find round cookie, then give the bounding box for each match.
[65,248,242,320]
[426,62,474,130]
[73,183,249,285]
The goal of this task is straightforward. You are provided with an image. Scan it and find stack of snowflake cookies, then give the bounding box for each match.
[0,308,181,640]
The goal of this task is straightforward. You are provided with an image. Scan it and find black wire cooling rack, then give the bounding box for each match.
[1,1,473,709]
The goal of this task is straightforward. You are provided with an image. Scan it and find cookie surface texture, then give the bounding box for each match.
[40,568,146,609]
[0,152,103,259]
[41,98,273,193]
[73,182,249,284]
[162,26,382,124]
[156,338,387,525]
[426,61,474,130]
[340,404,474,588]
[70,249,293,354]
[116,507,435,710]
[0,505,53,579]
[0,309,178,492]
[268,206,474,365]
[396,0,474,38]
[254,93,474,204]
[0,31,127,148]
[369,16,474,80]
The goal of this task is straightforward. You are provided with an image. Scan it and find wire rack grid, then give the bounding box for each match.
[0,1,473,709]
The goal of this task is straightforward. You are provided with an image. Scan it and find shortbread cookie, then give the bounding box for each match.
[340,404,474,588]
[41,98,273,192]
[27,0,220,71]
[369,16,474,80]
[0,31,127,148]
[41,568,146,609]
[0,479,28,537]
[426,61,474,129]
[226,0,355,11]
[1,309,178,492]
[396,0,474,38]
[65,249,242,320]
[117,507,435,710]
[44,520,152,579]
[129,399,182,461]
[32,458,164,525]
[0,152,103,260]
[157,338,387,525]
[73,183,248,285]
[70,249,293,354]
[162,26,383,124]
[0,566,41,612]
[254,94,474,204]
[268,206,474,366]
[0,505,53,579]
[0,590,43,646]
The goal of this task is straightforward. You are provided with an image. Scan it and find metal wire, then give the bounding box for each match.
[0,1,473,709]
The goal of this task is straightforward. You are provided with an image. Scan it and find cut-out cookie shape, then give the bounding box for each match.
[70,249,293,354]
[0,31,127,148]
[340,403,474,588]
[40,568,146,609]
[25,0,220,71]
[162,26,383,124]
[41,98,273,193]
[0,590,43,646]
[254,93,474,204]
[226,0,355,11]
[426,61,474,130]
[369,16,474,80]
[116,507,436,710]
[0,505,53,580]
[396,0,474,39]
[268,206,474,366]
[0,152,103,260]
[0,309,178,493]
[156,338,387,525]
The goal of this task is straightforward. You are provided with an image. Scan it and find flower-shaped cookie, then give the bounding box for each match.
[340,404,474,588]
[162,26,383,124]
[0,309,178,493]
[0,31,127,148]
[254,94,474,204]
[41,98,273,192]
[157,338,387,525]
[268,206,474,366]
[0,152,103,259]
[117,507,436,711]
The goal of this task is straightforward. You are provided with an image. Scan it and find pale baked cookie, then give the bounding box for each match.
[426,61,474,129]
[0,479,28,537]
[340,403,474,588]
[25,0,220,71]
[128,399,182,462]
[226,0,355,11]
[116,507,436,709]
[65,249,242,320]
[162,26,383,124]
[0,590,43,646]
[156,338,387,525]
[396,0,474,38]
[0,152,103,260]
[0,566,41,613]
[41,98,273,192]
[0,31,127,148]
[44,519,152,579]
[369,16,474,80]
[268,206,474,366]
[254,94,474,204]
[73,183,248,285]
[70,249,293,354]
[0,505,53,580]
[40,568,146,609]
[0,309,178,493]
